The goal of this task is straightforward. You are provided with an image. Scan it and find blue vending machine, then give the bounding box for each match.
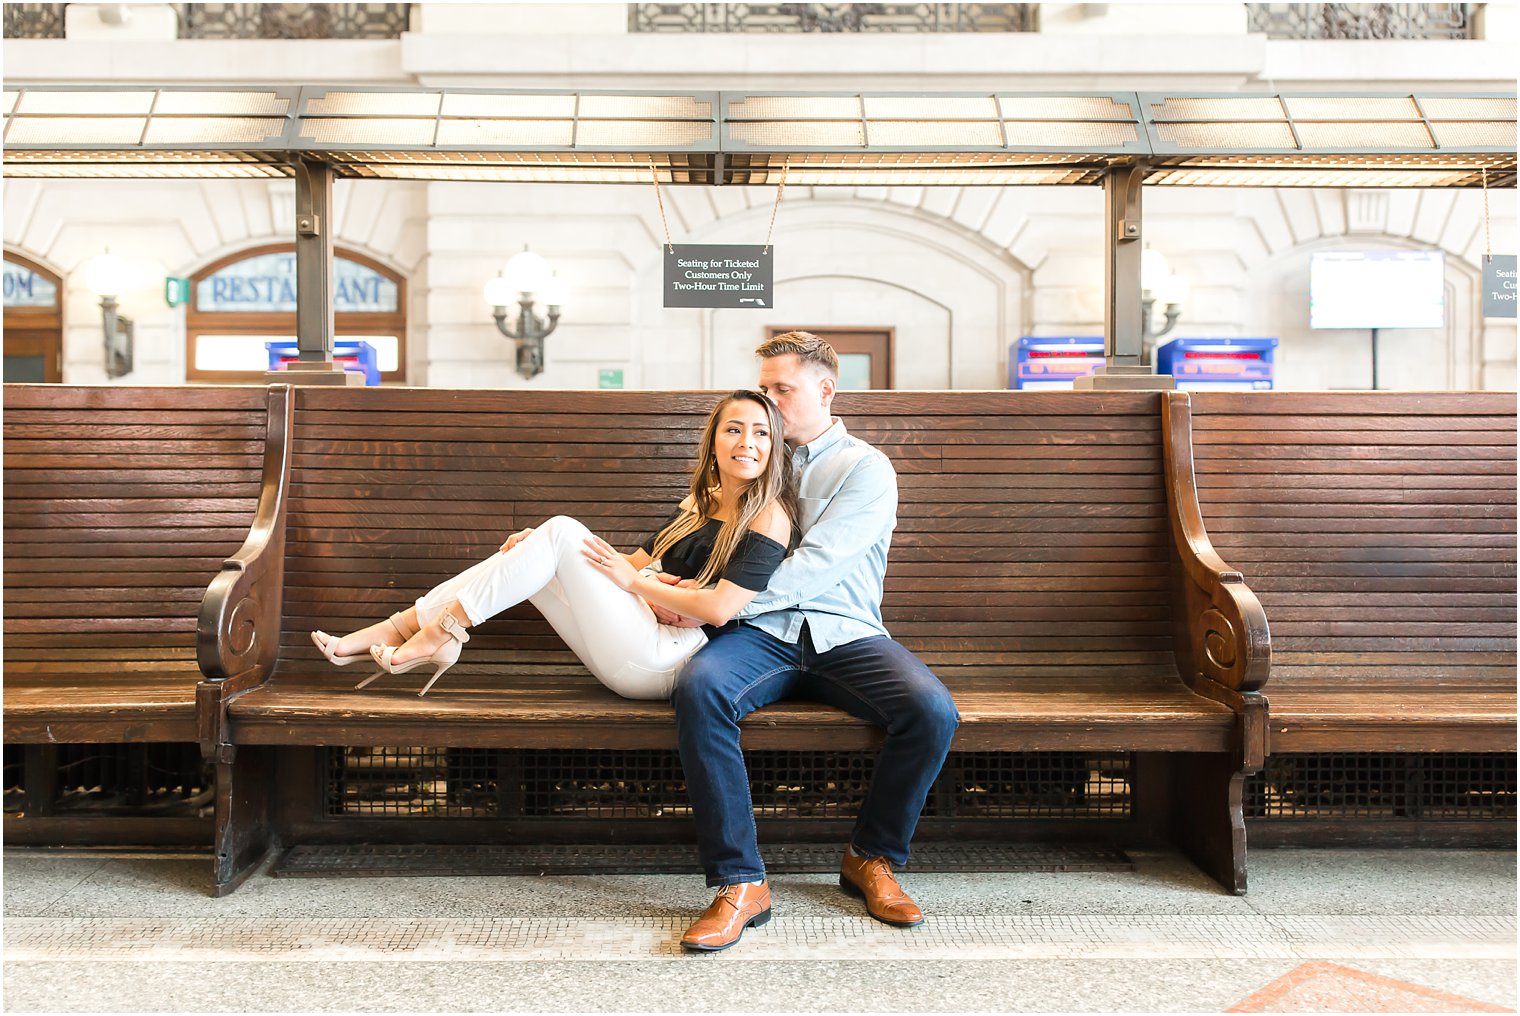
[1154,338,1278,391]
[1009,337,1106,390]
[266,340,381,386]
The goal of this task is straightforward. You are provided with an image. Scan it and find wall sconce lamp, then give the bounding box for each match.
[82,249,135,378]
[484,246,567,381]
[1140,246,1188,365]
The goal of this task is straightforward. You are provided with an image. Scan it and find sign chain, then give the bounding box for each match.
[1481,167,1492,263]
[650,158,674,253]
[764,161,788,255]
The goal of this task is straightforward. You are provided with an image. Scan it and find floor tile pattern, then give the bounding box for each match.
[5,914,1514,963]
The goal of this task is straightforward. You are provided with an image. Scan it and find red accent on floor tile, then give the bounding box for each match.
[1227,961,1514,1013]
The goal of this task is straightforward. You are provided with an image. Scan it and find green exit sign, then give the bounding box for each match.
[598,369,624,389]
[164,276,190,307]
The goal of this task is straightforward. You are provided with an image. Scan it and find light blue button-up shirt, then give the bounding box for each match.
[735,418,896,651]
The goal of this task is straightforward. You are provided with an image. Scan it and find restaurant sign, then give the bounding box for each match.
[197,252,398,313]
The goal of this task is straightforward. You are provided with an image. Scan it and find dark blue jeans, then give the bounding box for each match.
[671,622,960,887]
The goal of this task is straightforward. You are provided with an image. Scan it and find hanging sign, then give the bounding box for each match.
[663,244,773,309]
[1482,255,1516,318]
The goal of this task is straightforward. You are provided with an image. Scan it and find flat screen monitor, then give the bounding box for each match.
[1310,250,1445,330]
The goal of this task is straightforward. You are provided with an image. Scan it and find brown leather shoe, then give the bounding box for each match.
[839,850,924,927]
[680,881,772,952]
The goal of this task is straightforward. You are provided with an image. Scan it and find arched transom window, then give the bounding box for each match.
[187,244,406,383]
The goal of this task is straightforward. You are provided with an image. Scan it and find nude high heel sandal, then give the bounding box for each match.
[363,610,470,697]
[312,612,418,667]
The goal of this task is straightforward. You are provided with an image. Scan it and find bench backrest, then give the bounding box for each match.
[3,385,271,673]
[280,388,1179,684]
[1187,391,1518,691]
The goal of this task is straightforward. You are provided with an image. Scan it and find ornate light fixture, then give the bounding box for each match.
[485,246,567,380]
[81,249,135,378]
[1140,246,1187,365]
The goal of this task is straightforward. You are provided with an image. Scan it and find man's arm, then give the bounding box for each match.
[737,452,896,617]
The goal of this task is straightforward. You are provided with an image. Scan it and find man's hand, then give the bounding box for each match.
[499,528,535,553]
[648,572,705,627]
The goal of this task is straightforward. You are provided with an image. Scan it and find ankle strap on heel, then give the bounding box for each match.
[388,611,420,641]
[438,610,470,644]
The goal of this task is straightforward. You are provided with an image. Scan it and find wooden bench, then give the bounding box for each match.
[198,387,1266,895]
[1181,391,1517,754]
[2,384,283,843]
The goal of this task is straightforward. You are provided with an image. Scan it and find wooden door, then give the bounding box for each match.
[3,330,62,382]
[767,326,894,389]
[3,254,63,383]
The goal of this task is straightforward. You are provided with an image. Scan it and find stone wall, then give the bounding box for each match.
[4,3,1515,390]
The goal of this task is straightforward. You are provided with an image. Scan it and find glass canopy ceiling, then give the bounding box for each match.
[3,86,1513,187]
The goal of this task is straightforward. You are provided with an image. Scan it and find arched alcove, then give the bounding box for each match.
[1247,235,1481,391]
[629,199,1029,390]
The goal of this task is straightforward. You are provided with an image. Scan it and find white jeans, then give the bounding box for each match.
[413,515,708,700]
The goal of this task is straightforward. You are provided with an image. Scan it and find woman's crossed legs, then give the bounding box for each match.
[339,516,705,700]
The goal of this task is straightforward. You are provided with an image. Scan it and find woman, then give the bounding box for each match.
[309,390,796,699]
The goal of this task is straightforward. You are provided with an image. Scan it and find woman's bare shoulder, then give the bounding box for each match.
[749,501,792,544]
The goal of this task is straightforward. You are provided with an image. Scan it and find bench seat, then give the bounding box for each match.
[225,670,1236,751]
[197,387,1263,895]
[1182,391,1517,755]
[1264,686,1516,752]
[3,385,279,748]
[2,668,202,742]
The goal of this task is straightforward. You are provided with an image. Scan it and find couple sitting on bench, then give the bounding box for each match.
[308,332,962,952]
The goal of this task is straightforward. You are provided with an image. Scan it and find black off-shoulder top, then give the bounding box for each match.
[639,508,787,591]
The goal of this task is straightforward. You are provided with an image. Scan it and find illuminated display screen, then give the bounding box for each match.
[1310,250,1445,330]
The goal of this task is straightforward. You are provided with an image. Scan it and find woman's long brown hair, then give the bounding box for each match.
[647,390,797,587]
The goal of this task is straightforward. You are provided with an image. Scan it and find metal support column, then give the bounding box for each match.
[265,158,363,385]
[1075,163,1174,391]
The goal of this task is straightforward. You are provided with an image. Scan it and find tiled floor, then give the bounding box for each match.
[3,848,1515,1012]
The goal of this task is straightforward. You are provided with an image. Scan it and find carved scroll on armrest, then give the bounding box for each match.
[1162,392,1271,708]
[197,385,292,685]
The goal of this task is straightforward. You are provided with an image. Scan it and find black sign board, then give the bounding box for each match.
[664,244,773,309]
[1483,254,1517,318]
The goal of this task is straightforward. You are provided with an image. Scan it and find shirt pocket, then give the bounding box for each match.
[797,495,829,531]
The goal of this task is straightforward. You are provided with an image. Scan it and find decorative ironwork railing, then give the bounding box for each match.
[1246,3,1473,39]
[173,3,410,39]
[630,3,1037,33]
[2,3,411,39]
[2,3,65,39]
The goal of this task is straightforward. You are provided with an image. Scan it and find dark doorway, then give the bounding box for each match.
[768,326,894,389]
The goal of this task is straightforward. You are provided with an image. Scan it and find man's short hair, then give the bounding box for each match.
[755,331,840,379]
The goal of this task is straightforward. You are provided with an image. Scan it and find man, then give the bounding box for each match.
[659,331,960,952]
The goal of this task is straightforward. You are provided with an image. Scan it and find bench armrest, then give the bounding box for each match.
[1162,392,1271,717]
[197,385,292,686]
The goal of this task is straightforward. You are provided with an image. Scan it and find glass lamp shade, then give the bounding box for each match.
[1158,273,1190,307]
[540,272,569,309]
[501,247,551,297]
[1140,246,1171,294]
[483,272,516,307]
[82,250,133,299]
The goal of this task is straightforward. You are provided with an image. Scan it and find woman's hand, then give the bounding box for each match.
[500,528,535,553]
[582,536,638,591]
[648,573,706,627]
